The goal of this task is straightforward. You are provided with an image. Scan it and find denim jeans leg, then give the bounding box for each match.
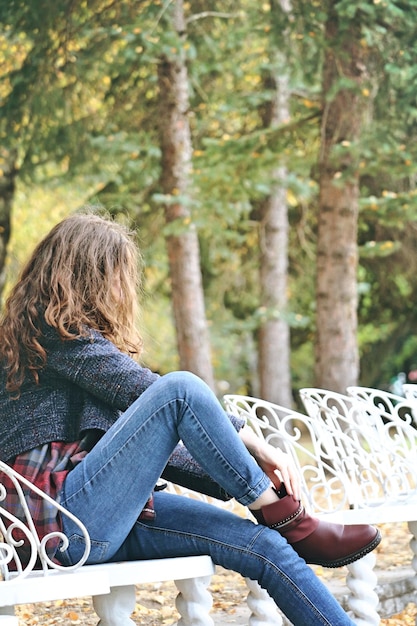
[111,491,354,626]
[59,371,269,563]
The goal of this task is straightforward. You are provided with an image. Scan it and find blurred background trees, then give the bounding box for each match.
[1,0,417,405]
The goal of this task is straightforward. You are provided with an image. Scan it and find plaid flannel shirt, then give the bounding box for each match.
[1,435,156,568]
[1,440,89,566]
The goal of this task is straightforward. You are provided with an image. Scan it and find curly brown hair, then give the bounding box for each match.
[0,211,143,393]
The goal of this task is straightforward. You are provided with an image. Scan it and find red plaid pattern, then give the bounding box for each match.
[1,437,155,568]
[1,441,89,566]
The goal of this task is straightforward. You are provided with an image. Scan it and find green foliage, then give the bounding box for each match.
[2,0,417,393]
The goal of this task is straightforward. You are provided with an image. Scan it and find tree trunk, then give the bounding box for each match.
[157,0,215,390]
[0,147,17,305]
[315,3,369,391]
[258,93,291,406]
[257,0,292,407]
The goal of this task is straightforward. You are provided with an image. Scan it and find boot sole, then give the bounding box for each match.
[308,528,382,569]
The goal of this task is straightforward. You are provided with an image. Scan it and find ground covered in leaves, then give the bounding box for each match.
[15,521,416,625]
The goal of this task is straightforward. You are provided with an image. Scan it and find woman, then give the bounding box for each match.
[0,212,380,625]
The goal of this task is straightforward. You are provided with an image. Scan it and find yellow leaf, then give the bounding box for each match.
[66,611,80,620]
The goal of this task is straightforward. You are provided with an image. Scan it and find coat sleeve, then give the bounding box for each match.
[41,325,159,411]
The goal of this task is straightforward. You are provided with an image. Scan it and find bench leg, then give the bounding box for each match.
[0,606,18,626]
[345,552,379,626]
[174,575,214,626]
[0,607,18,626]
[93,584,136,626]
[245,578,283,625]
[408,520,417,626]
[409,519,417,578]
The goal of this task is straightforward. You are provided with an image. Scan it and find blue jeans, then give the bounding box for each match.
[59,372,354,626]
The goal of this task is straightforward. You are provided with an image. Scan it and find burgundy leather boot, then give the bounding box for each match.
[253,488,381,568]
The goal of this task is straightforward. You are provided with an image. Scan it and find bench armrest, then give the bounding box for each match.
[0,461,90,581]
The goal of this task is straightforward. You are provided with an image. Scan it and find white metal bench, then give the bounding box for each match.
[346,384,417,430]
[403,383,417,406]
[298,387,417,625]
[0,460,282,626]
[224,392,417,626]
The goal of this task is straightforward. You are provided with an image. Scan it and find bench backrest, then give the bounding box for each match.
[347,385,417,429]
[402,382,417,405]
[299,388,417,509]
[223,394,356,515]
[225,391,417,515]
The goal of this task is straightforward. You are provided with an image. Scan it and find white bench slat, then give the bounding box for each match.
[0,569,110,607]
[0,556,216,608]
[87,555,215,587]
[0,557,220,626]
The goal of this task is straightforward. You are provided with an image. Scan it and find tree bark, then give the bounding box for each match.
[315,4,368,391]
[257,0,292,407]
[157,0,215,390]
[0,147,17,305]
[258,81,291,407]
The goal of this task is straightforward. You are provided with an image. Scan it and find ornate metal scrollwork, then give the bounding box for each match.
[0,461,91,581]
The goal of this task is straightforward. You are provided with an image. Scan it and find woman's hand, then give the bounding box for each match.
[239,424,301,500]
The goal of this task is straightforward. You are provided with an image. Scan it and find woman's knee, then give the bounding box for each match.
[160,370,211,400]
